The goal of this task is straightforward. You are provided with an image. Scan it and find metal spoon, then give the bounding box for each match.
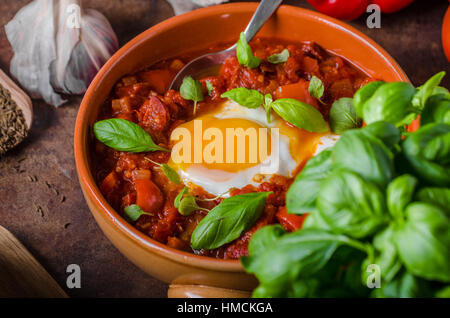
[169,0,283,90]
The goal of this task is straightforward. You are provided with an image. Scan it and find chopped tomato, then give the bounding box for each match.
[138,69,173,94]
[133,170,163,213]
[138,96,170,132]
[274,79,319,108]
[275,206,308,232]
[302,56,319,74]
[100,171,120,196]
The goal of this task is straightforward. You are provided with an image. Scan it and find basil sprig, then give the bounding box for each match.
[124,204,153,222]
[191,192,271,250]
[236,32,261,69]
[221,88,328,133]
[93,118,169,152]
[174,187,189,209]
[267,49,289,64]
[180,76,204,114]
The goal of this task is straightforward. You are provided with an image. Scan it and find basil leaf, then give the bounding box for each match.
[124,204,152,222]
[191,192,270,250]
[361,122,401,149]
[329,97,362,134]
[267,49,289,64]
[308,76,324,100]
[332,129,394,188]
[421,94,450,126]
[386,174,418,220]
[271,98,328,133]
[178,195,202,216]
[221,87,264,109]
[432,86,450,97]
[93,118,169,152]
[435,286,450,298]
[236,32,261,69]
[301,209,332,231]
[372,271,430,298]
[402,123,450,187]
[180,76,204,114]
[394,202,450,282]
[174,187,188,209]
[286,149,333,214]
[361,82,417,126]
[205,80,214,96]
[415,187,450,214]
[371,226,402,282]
[247,224,286,256]
[264,94,273,123]
[161,164,180,184]
[353,81,385,117]
[316,169,388,239]
[412,71,446,111]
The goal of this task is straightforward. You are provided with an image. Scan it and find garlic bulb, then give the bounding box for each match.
[5,0,118,107]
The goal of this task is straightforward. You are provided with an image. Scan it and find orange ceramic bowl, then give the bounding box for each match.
[74,3,409,297]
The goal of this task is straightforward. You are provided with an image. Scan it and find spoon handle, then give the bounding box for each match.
[243,0,283,42]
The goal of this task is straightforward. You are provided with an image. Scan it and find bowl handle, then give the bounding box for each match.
[168,283,252,298]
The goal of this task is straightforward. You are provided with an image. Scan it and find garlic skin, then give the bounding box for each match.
[5,0,118,107]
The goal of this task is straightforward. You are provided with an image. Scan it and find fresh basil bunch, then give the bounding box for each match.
[243,72,450,297]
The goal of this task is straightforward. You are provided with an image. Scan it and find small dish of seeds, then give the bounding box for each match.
[0,69,32,156]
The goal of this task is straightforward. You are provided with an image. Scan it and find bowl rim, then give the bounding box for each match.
[74,2,409,272]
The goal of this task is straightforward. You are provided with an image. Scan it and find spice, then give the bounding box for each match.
[0,83,28,155]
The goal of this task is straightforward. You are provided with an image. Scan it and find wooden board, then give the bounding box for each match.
[0,226,67,298]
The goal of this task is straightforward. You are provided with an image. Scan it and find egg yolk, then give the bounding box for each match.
[168,103,327,175]
[169,114,272,173]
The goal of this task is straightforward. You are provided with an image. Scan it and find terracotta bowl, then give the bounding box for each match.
[74,3,409,298]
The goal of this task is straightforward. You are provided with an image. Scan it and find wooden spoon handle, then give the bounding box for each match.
[168,284,251,298]
[0,226,67,298]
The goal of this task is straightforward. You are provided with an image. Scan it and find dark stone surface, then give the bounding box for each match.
[0,0,448,298]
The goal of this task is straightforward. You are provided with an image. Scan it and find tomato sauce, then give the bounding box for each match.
[93,38,372,259]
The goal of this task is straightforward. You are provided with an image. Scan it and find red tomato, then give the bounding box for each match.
[306,0,370,21]
[274,79,319,109]
[443,5,450,62]
[275,206,308,232]
[371,0,414,14]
